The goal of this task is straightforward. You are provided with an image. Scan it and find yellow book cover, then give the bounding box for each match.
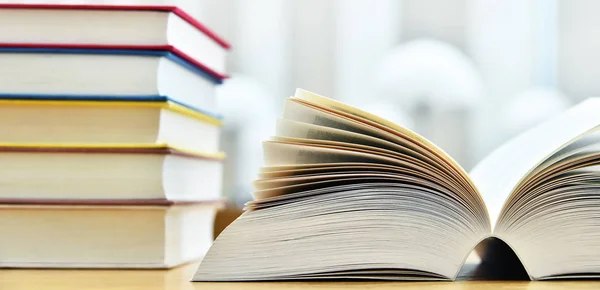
[0,99,224,156]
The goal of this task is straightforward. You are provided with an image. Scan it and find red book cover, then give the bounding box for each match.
[0,145,225,161]
[0,145,225,206]
[0,198,225,206]
[0,3,231,80]
[0,3,230,49]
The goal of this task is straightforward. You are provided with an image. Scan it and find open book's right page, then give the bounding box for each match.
[470,98,600,228]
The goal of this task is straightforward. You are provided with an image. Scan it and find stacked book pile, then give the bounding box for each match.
[0,3,230,268]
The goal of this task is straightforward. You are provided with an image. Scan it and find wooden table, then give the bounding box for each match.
[3,262,600,290]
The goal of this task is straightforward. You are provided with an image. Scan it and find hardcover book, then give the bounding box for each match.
[0,47,222,114]
[0,98,222,153]
[0,3,230,80]
[1,203,220,268]
[193,89,600,281]
[0,145,223,203]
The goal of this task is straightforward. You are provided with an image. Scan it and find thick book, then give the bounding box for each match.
[0,47,221,114]
[0,98,221,154]
[193,89,600,281]
[0,145,223,203]
[0,203,220,268]
[0,3,230,80]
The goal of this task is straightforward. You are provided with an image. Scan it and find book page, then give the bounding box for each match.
[291,89,487,221]
[470,98,600,227]
[276,118,407,153]
[293,89,471,183]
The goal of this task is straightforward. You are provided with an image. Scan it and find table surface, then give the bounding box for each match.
[3,262,600,290]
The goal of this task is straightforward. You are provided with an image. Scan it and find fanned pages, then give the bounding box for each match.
[471,98,600,225]
[472,98,600,279]
[193,89,600,281]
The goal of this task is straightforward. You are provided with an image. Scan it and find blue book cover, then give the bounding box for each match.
[0,47,223,84]
[0,94,224,120]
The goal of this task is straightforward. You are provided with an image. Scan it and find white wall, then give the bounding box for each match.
[333,0,402,103]
[466,0,537,161]
[558,0,600,100]
[403,0,467,50]
[289,0,337,99]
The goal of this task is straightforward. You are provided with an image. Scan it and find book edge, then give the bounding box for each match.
[0,144,226,161]
[0,44,227,82]
[0,97,223,126]
[0,3,231,50]
[0,198,225,207]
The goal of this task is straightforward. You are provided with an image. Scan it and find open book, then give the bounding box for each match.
[193,89,600,281]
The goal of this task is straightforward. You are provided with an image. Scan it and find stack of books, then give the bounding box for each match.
[0,3,230,268]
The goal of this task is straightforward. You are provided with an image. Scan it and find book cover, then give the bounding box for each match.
[0,46,226,83]
[0,94,224,120]
[0,3,231,49]
[0,98,223,126]
[0,143,225,160]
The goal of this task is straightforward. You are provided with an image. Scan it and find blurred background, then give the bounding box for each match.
[186,0,595,204]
